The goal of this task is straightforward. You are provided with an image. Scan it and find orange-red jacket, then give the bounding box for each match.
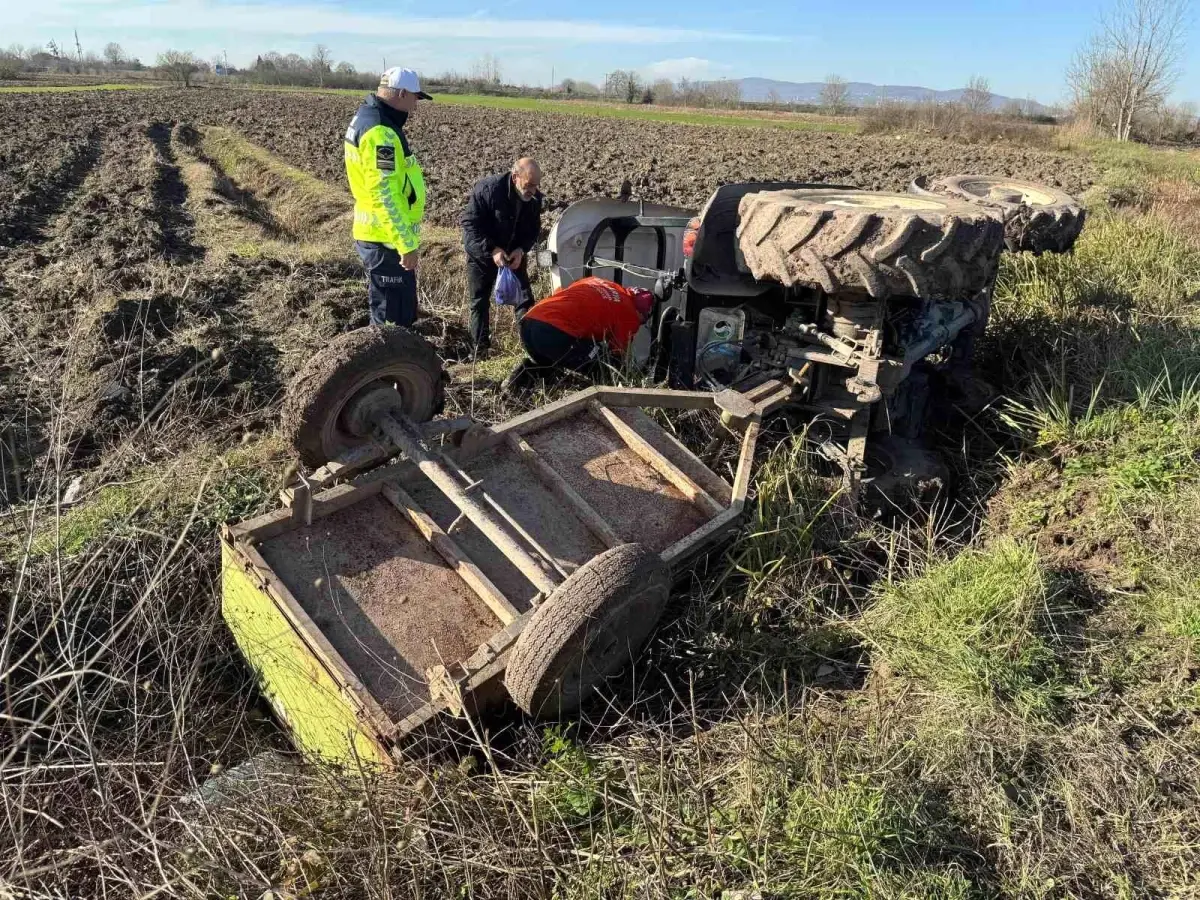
[522,278,643,353]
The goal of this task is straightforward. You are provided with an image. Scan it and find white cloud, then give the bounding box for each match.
[641,57,732,81]
[5,0,789,45]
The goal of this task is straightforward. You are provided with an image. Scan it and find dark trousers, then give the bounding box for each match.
[519,317,602,371]
[357,241,417,327]
[467,254,533,347]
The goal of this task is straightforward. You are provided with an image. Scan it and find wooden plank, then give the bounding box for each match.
[731,418,761,509]
[500,388,599,436]
[239,481,385,543]
[588,401,724,518]
[615,407,733,506]
[506,433,622,549]
[280,418,476,504]
[661,506,745,567]
[232,539,397,739]
[379,480,520,626]
[374,412,562,595]
[595,387,717,411]
[305,437,393,489]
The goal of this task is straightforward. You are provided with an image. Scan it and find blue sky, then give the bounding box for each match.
[4,0,1198,104]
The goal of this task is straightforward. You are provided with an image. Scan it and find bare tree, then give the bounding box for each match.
[156,49,201,87]
[624,71,642,104]
[470,53,502,87]
[651,78,675,104]
[961,75,993,114]
[820,74,850,114]
[102,42,125,67]
[605,70,642,103]
[311,44,331,87]
[704,79,741,107]
[1067,0,1189,141]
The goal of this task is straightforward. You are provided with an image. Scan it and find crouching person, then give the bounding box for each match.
[503,277,653,393]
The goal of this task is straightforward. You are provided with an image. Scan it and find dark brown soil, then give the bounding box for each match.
[528,412,708,550]
[260,493,503,719]
[0,88,1097,232]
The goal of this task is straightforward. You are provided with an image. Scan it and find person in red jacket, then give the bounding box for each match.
[503,277,654,392]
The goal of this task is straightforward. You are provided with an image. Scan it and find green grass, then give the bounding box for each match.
[430,93,857,131]
[859,540,1064,716]
[0,82,156,93]
[216,83,857,131]
[19,437,284,560]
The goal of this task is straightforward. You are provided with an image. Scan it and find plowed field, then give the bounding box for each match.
[0,87,1095,504]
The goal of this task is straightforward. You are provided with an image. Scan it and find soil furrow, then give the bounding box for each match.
[0,132,102,251]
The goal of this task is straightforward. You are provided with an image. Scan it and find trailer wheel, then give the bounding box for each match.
[506,543,670,718]
[910,175,1085,255]
[282,326,445,468]
[736,189,1005,301]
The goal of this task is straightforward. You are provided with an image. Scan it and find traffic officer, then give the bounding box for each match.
[503,276,653,393]
[344,67,431,326]
[460,158,543,354]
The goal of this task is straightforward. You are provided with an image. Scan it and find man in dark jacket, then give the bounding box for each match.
[460,158,543,353]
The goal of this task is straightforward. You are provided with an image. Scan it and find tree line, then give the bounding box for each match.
[154,45,377,90]
[0,40,145,79]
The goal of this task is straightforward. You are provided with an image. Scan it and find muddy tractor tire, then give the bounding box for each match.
[862,434,950,517]
[910,174,1085,255]
[505,543,671,718]
[736,189,1006,301]
[282,326,445,469]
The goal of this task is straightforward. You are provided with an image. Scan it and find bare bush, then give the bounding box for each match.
[1067,0,1189,141]
[820,74,850,114]
[861,99,1056,147]
[961,75,993,115]
[156,49,204,88]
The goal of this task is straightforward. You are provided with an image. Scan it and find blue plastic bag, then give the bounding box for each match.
[492,265,522,306]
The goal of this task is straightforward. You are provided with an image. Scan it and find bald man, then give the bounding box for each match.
[460,158,544,353]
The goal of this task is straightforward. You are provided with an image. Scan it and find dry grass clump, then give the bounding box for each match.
[860,102,1056,148]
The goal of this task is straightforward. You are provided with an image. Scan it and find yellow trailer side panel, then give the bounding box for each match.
[220,542,390,767]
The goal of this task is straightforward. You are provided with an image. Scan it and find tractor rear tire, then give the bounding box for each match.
[282,326,444,469]
[505,543,670,718]
[909,175,1085,255]
[737,189,1005,300]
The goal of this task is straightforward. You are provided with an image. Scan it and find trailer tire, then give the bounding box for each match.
[282,326,444,468]
[737,189,1005,300]
[506,543,670,718]
[909,175,1085,255]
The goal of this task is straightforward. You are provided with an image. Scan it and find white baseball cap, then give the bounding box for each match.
[379,67,432,99]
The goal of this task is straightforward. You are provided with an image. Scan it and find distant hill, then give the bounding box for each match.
[736,77,1049,114]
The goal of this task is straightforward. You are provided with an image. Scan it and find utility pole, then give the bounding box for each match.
[74,29,82,63]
